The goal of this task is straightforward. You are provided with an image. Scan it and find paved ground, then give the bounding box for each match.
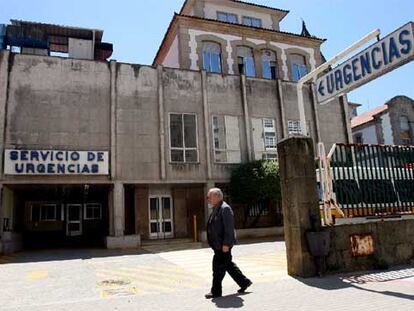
[0,240,413,310]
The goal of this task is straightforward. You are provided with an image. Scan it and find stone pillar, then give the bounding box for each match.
[113,182,125,237]
[277,137,321,277]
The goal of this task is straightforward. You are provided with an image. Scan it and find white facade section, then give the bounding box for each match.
[188,29,316,77]
[354,124,379,145]
[163,35,180,68]
[188,29,241,73]
[381,112,394,145]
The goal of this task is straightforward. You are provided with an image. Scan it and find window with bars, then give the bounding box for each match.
[212,115,241,163]
[287,120,310,136]
[169,113,199,163]
[252,118,278,161]
[248,200,269,217]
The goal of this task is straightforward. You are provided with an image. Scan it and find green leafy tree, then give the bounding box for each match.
[229,160,281,205]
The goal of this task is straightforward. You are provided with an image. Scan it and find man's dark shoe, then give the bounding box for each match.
[237,280,252,293]
[205,292,222,299]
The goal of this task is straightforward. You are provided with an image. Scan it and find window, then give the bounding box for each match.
[40,204,57,221]
[237,46,256,77]
[288,120,310,136]
[262,50,277,80]
[242,16,262,28]
[212,115,241,163]
[202,42,222,73]
[169,113,198,163]
[85,203,102,220]
[252,118,278,160]
[400,116,412,145]
[248,200,269,217]
[217,11,238,23]
[354,134,363,144]
[291,54,308,82]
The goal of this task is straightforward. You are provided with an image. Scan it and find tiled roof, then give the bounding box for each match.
[229,0,289,14]
[351,104,388,128]
[178,14,326,42]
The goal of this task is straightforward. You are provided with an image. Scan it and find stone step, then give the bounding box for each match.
[141,238,196,246]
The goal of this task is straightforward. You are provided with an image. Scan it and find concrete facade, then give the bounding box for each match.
[0,48,348,252]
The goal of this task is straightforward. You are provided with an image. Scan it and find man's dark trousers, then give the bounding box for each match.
[211,248,249,296]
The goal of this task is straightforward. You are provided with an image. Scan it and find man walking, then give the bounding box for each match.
[205,188,252,299]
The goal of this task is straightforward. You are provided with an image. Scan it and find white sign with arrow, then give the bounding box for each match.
[316,22,414,104]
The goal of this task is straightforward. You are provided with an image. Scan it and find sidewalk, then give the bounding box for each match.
[1,241,413,310]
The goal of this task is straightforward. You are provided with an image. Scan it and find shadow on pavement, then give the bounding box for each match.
[212,293,246,308]
[296,266,414,301]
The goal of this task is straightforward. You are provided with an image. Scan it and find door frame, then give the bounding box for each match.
[66,204,83,237]
[148,195,174,239]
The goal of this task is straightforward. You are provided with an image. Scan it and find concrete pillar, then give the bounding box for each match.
[157,65,166,180]
[240,75,253,161]
[201,70,212,179]
[113,182,125,237]
[0,51,10,179]
[276,79,287,139]
[310,84,321,143]
[278,137,321,277]
[110,60,117,180]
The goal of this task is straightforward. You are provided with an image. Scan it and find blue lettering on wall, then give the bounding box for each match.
[30,151,39,161]
[81,165,90,174]
[97,152,104,162]
[21,150,28,161]
[68,164,75,173]
[10,151,18,161]
[57,164,65,174]
[87,152,96,161]
[26,163,35,173]
[15,163,24,173]
[40,151,49,161]
[399,29,412,55]
[91,164,99,173]
[334,69,343,91]
[47,163,55,174]
[56,151,64,161]
[71,152,80,161]
[37,164,45,173]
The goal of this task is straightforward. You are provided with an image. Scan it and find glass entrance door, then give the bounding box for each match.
[66,204,82,236]
[149,196,173,239]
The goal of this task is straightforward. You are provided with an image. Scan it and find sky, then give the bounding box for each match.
[1,0,413,114]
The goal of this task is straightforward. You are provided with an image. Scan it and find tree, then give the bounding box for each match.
[229,160,280,205]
